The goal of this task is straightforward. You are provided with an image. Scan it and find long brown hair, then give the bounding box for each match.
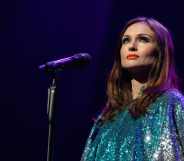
[102,17,179,121]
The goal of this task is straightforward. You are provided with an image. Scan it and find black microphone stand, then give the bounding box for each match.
[39,53,91,161]
[47,74,57,161]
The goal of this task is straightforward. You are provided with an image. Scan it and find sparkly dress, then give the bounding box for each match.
[81,89,184,161]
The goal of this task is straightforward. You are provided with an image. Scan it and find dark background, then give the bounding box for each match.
[1,0,184,160]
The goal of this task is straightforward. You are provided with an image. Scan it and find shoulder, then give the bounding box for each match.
[159,89,184,114]
[163,88,184,104]
[149,88,184,110]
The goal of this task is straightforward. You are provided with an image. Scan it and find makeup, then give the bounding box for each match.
[127,54,139,60]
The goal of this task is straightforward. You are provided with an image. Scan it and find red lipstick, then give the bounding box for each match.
[127,54,139,60]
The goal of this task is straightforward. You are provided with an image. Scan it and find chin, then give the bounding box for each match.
[122,64,152,73]
[121,63,141,69]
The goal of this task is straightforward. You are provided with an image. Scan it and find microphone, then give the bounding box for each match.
[39,53,91,72]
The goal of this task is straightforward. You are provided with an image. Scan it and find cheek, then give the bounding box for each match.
[140,45,157,58]
[139,48,157,64]
[120,46,126,61]
[139,55,156,66]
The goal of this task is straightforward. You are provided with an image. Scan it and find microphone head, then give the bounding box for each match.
[38,53,92,73]
[73,53,91,64]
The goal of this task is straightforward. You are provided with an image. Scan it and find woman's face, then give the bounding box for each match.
[120,22,158,71]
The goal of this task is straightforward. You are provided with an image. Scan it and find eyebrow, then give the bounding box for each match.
[122,33,154,39]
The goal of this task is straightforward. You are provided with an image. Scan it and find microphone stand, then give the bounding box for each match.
[46,74,57,161]
[39,54,91,161]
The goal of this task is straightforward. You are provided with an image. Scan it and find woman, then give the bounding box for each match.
[81,17,184,161]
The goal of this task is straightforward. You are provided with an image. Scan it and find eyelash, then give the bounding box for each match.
[121,36,150,44]
[121,37,129,44]
[139,37,150,42]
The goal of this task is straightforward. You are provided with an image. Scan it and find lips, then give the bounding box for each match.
[127,54,139,60]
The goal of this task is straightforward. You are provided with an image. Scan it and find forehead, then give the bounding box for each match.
[123,22,155,37]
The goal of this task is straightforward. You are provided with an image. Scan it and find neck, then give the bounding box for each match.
[131,79,147,99]
[128,67,149,99]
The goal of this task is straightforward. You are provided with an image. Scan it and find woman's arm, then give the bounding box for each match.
[172,91,184,149]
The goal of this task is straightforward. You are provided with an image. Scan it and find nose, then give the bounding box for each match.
[128,39,138,51]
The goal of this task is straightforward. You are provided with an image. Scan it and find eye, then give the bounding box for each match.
[121,37,130,44]
[138,36,150,43]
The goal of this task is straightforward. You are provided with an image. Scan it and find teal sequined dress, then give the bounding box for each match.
[81,89,184,161]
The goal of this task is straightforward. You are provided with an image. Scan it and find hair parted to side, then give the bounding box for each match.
[101,17,180,121]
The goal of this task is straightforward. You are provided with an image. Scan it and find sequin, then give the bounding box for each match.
[145,132,151,143]
[81,89,184,161]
